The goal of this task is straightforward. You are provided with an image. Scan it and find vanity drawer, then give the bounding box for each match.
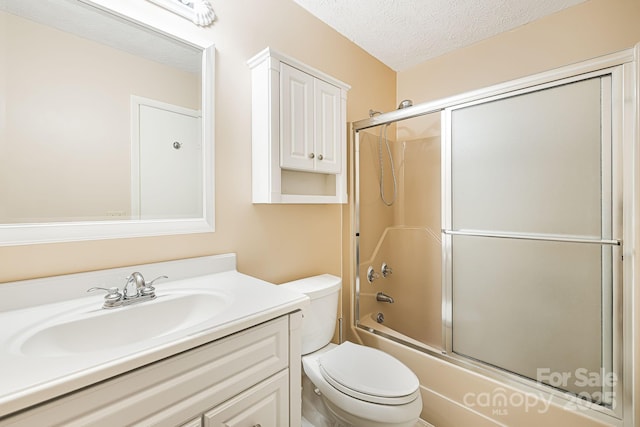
[0,316,289,427]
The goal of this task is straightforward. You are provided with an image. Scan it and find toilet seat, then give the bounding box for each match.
[318,341,419,405]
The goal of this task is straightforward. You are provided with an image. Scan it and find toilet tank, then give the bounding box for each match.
[280,274,341,355]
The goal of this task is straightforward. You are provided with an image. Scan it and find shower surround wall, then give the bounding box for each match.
[357,117,441,350]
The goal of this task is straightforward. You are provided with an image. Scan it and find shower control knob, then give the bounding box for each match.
[317,154,324,160]
[381,262,393,278]
[367,266,379,283]
[309,152,315,159]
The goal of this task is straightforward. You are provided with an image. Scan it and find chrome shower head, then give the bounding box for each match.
[397,99,413,109]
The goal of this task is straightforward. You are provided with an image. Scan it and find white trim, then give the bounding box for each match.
[248,47,351,92]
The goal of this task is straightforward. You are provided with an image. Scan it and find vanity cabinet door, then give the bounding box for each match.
[180,417,203,427]
[203,370,289,427]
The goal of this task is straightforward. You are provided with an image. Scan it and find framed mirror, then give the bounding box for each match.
[0,0,215,245]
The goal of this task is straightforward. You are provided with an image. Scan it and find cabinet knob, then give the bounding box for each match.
[309,153,315,159]
[317,154,324,160]
[253,424,262,427]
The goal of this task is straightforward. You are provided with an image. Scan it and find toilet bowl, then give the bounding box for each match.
[281,274,422,427]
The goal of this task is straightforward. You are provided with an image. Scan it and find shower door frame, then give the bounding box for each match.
[351,46,638,427]
[442,67,622,417]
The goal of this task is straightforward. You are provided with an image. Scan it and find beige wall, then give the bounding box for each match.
[0,0,395,284]
[398,0,640,105]
[348,0,640,426]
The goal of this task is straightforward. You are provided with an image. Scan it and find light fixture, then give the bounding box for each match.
[147,0,215,26]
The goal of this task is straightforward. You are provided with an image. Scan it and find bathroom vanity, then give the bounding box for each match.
[0,254,308,426]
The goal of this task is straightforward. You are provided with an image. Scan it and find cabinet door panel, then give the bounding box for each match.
[204,371,289,427]
[314,79,341,173]
[280,63,314,171]
[180,417,203,427]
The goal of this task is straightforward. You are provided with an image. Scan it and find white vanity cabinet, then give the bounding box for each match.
[0,314,302,427]
[249,47,350,204]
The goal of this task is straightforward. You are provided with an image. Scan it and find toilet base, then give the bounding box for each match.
[302,373,341,426]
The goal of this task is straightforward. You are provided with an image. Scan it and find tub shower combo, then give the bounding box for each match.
[352,49,638,425]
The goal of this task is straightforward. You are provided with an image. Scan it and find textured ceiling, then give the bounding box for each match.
[293,0,588,71]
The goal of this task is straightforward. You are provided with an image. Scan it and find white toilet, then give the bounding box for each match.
[281,274,422,427]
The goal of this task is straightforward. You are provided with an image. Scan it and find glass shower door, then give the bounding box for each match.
[444,73,620,407]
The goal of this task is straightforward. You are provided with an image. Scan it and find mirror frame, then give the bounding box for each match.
[0,0,215,246]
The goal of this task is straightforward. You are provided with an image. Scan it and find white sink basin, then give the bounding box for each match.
[13,291,230,357]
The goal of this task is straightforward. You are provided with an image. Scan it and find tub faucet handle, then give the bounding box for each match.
[367,266,380,283]
[381,262,393,278]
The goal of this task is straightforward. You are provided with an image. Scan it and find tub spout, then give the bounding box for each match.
[376,292,394,303]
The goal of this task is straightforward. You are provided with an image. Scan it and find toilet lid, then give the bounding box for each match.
[318,341,419,405]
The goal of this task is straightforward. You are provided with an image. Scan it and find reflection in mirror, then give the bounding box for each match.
[0,0,214,244]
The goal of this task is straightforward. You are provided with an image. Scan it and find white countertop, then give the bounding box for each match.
[0,255,308,418]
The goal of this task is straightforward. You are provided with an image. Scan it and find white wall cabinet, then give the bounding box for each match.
[249,48,350,204]
[0,314,303,427]
[280,63,341,174]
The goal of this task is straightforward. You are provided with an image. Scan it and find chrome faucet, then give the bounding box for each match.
[88,272,168,309]
[376,292,394,303]
[124,272,146,299]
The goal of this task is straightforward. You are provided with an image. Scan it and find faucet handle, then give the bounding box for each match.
[367,266,380,283]
[87,287,122,307]
[140,275,168,297]
[381,262,393,278]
